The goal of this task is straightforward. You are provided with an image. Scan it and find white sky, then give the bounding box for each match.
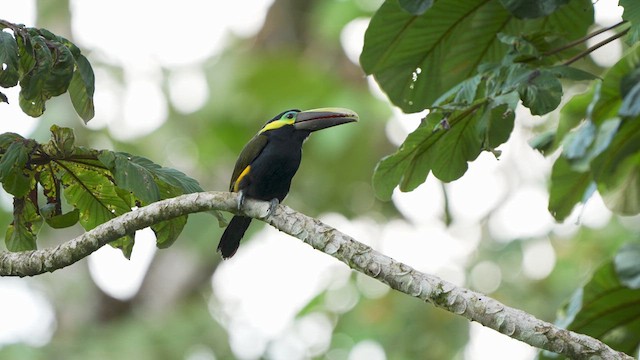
[0,1,628,359]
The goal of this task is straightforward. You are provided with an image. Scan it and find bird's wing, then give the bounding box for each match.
[229,133,269,191]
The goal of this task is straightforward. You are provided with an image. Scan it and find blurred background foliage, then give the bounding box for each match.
[0,0,638,359]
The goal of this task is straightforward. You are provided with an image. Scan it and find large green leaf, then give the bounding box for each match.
[57,161,133,256]
[0,31,19,88]
[5,196,42,251]
[361,0,593,112]
[98,151,161,205]
[18,34,52,117]
[68,54,95,122]
[540,244,640,359]
[621,0,640,45]
[0,140,36,197]
[591,119,640,215]
[548,157,592,221]
[499,0,569,19]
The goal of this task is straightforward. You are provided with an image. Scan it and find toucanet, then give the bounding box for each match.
[217,108,358,259]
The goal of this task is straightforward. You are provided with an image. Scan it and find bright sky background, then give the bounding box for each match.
[0,1,629,359]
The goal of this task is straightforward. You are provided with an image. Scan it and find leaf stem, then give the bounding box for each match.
[544,20,628,58]
[564,27,630,66]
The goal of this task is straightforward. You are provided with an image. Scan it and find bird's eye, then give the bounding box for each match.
[285,112,295,119]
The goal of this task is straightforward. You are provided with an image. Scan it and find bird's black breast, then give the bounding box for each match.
[239,132,307,202]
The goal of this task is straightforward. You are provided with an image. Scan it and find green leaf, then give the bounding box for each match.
[591,119,640,215]
[44,209,80,229]
[68,54,95,122]
[554,87,594,151]
[58,161,132,228]
[615,243,640,289]
[151,181,188,248]
[543,246,640,358]
[43,43,74,97]
[0,132,24,150]
[619,82,640,118]
[621,0,640,45]
[0,31,19,88]
[18,34,52,117]
[372,122,436,199]
[5,197,42,252]
[44,125,76,157]
[98,151,162,205]
[517,70,563,115]
[499,0,569,19]
[360,0,593,112]
[546,65,598,81]
[0,140,36,197]
[591,47,640,123]
[548,157,592,221]
[398,0,433,15]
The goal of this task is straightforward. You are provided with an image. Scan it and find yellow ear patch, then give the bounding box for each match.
[259,118,295,134]
[233,165,251,192]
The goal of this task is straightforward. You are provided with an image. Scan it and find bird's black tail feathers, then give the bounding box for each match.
[217,216,252,259]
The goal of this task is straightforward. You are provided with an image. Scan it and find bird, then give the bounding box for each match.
[217,107,358,259]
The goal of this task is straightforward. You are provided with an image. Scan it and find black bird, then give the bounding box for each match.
[217,108,358,259]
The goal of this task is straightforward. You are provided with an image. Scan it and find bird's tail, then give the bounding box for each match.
[217,216,252,259]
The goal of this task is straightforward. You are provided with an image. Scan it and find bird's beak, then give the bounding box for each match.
[293,108,358,131]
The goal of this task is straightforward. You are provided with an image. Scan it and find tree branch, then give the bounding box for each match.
[0,192,632,359]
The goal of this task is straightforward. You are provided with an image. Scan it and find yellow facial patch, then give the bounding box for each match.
[233,165,251,192]
[259,111,298,134]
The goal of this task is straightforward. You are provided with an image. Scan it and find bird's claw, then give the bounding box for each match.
[237,191,245,212]
[265,198,279,218]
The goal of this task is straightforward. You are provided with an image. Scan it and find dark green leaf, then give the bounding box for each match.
[548,157,592,221]
[44,209,80,229]
[97,151,161,205]
[0,31,19,87]
[398,0,433,15]
[545,248,640,358]
[5,197,42,251]
[619,82,640,117]
[372,122,435,199]
[18,35,52,116]
[0,132,24,150]
[151,181,188,248]
[109,234,135,260]
[528,131,554,154]
[153,215,187,249]
[0,140,36,197]
[499,0,569,19]
[361,0,593,112]
[591,47,640,124]
[546,65,598,81]
[43,43,74,97]
[554,87,594,151]
[591,119,640,215]
[517,70,563,115]
[621,0,640,45]
[615,243,640,289]
[482,103,515,149]
[68,54,95,122]
[0,91,7,103]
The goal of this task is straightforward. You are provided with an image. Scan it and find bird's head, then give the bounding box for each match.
[259,108,358,135]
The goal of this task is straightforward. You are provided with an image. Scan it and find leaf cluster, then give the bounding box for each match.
[0,19,94,121]
[0,125,221,257]
[362,0,640,221]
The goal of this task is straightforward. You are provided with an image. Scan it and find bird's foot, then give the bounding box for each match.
[265,198,279,218]
[237,190,245,211]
